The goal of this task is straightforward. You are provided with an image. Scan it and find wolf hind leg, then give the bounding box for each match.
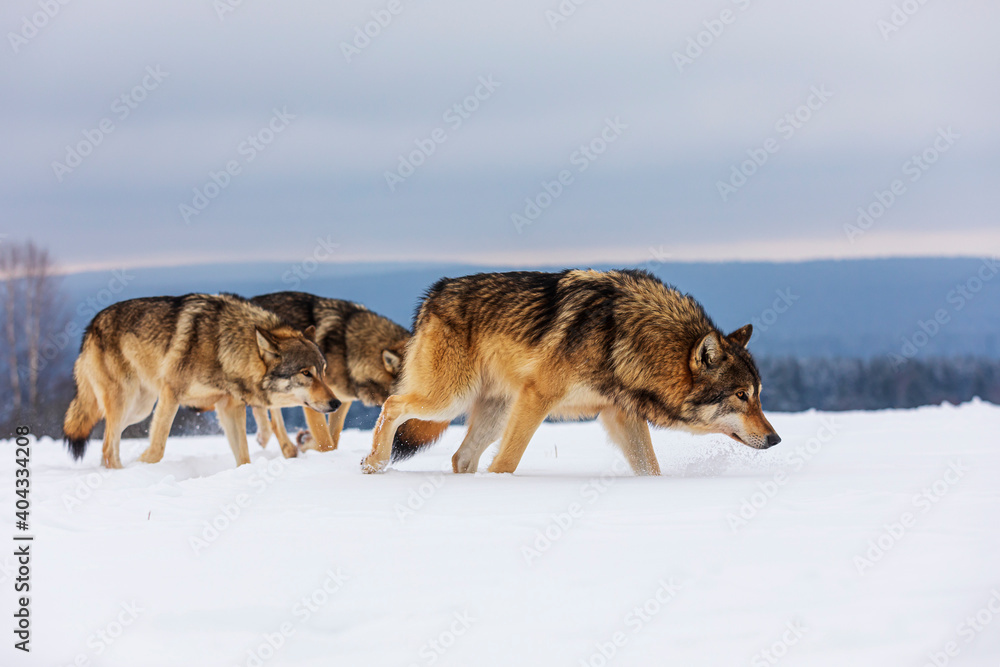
[363,316,474,473]
[363,393,461,473]
[138,387,179,464]
[99,388,128,469]
[487,386,558,474]
[452,396,509,473]
[599,407,660,476]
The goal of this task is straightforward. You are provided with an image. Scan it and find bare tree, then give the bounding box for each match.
[22,242,56,413]
[0,243,22,413]
[0,240,63,418]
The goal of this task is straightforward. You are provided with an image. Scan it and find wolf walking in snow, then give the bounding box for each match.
[249,291,409,457]
[362,269,780,475]
[63,293,340,468]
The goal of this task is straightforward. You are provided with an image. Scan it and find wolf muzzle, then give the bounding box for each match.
[313,398,341,414]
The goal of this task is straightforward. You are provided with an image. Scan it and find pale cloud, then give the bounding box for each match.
[1,0,997,269]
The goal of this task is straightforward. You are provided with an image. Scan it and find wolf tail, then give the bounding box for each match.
[64,372,100,461]
[391,419,449,462]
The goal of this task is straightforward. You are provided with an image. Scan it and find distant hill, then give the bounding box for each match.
[63,257,1000,360]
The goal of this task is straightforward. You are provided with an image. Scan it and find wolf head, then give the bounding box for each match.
[680,324,781,449]
[256,326,341,413]
[346,312,410,407]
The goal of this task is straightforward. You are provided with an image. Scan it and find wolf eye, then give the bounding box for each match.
[735,390,748,401]
[301,369,312,378]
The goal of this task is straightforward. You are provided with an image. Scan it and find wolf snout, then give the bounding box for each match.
[313,398,341,413]
[765,433,781,448]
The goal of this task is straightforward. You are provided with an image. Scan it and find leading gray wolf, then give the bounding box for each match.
[63,293,340,468]
[249,291,409,458]
[362,269,780,475]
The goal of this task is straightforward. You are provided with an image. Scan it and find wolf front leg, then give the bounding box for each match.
[302,407,336,452]
[325,399,353,450]
[599,407,660,476]
[268,408,297,458]
[217,396,252,466]
[252,407,272,448]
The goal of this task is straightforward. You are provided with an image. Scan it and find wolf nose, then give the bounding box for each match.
[765,434,781,448]
[325,398,342,413]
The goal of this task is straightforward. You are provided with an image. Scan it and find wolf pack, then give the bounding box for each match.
[63,269,781,476]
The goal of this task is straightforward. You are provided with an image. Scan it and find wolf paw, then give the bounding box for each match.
[136,449,162,465]
[296,429,315,451]
[361,455,388,474]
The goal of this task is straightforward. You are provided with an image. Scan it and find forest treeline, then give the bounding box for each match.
[1,240,998,439]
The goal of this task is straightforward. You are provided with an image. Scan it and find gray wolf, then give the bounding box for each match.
[63,293,340,468]
[248,291,409,457]
[362,269,780,475]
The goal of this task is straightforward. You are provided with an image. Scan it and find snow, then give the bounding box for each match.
[3,401,1000,666]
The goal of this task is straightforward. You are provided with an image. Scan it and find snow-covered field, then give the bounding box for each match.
[3,401,1000,666]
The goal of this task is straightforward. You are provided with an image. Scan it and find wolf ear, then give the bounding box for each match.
[382,349,402,374]
[691,331,724,371]
[302,325,317,343]
[255,327,280,361]
[726,324,752,348]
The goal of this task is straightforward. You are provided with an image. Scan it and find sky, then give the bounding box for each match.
[1,0,998,272]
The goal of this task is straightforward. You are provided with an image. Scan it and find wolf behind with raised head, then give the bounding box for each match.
[363,269,780,475]
[63,293,340,468]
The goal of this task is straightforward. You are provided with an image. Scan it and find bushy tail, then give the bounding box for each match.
[63,376,100,461]
[391,419,449,462]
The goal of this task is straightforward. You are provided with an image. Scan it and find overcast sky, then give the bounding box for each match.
[1,0,998,272]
